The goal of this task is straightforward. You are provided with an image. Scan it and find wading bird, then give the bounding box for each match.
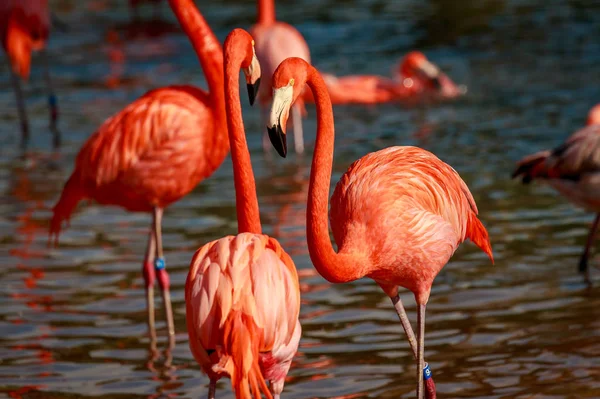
[186,29,300,399]
[302,51,463,105]
[50,0,227,350]
[251,0,310,154]
[266,57,493,399]
[1,0,59,148]
[512,104,600,284]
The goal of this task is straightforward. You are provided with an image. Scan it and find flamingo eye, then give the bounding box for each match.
[289,78,295,86]
[251,39,255,46]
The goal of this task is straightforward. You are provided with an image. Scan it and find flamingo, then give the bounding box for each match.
[250,0,310,154]
[512,104,600,284]
[1,0,59,148]
[266,57,493,399]
[302,51,463,105]
[50,0,227,350]
[186,28,300,399]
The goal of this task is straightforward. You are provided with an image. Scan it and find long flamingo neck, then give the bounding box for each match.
[224,41,261,234]
[168,0,225,124]
[305,66,365,284]
[257,0,276,26]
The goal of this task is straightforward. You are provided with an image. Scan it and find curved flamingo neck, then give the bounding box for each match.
[168,0,225,125]
[257,0,276,26]
[224,35,261,234]
[305,65,367,283]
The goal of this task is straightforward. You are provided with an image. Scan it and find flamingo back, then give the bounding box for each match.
[186,233,300,398]
[330,146,492,295]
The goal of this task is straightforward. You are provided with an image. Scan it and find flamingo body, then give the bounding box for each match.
[187,233,301,398]
[331,146,492,300]
[512,105,600,281]
[0,0,49,79]
[50,85,226,222]
[303,52,462,105]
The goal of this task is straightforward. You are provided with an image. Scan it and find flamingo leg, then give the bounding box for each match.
[207,379,216,399]
[143,230,157,349]
[391,296,436,399]
[291,104,304,154]
[579,213,599,284]
[41,49,60,148]
[416,303,426,399]
[153,207,175,349]
[8,61,29,149]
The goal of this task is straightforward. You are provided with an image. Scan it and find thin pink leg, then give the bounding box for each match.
[416,303,426,399]
[8,62,29,149]
[579,213,599,285]
[391,296,436,398]
[41,49,60,148]
[153,207,175,349]
[142,230,157,350]
[207,379,216,399]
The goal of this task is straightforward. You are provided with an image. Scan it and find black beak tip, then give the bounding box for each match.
[432,76,442,90]
[247,78,261,106]
[267,124,287,158]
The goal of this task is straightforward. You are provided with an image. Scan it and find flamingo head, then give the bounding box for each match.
[267,57,309,157]
[587,104,600,126]
[397,51,463,98]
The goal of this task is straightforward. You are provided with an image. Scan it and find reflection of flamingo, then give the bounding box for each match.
[302,52,463,105]
[266,57,493,399]
[512,104,600,283]
[0,0,59,148]
[251,0,310,154]
[50,0,227,350]
[186,29,300,399]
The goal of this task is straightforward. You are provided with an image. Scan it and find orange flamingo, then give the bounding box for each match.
[266,57,493,399]
[50,0,227,349]
[186,29,300,399]
[251,0,310,154]
[302,51,463,105]
[512,104,600,283]
[1,0,59,148]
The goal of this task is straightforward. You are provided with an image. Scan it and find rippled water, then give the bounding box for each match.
[2,0,600,398]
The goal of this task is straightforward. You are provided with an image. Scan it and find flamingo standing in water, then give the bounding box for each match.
[186,29,301,399]
[266,57,493,399]
[251,0,310,154]
[302,51,463,105]
[1,0,59,148]
[512,104,600,283]
[50,0,227,350]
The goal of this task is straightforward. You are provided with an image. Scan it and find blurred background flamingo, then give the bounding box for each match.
[251,0,310,155]
[186,29,300,399]
[49,0,227,351]
[303,51,464,105]
[512,104,600,284]
[267,57,493,398]
[0,0,59,149]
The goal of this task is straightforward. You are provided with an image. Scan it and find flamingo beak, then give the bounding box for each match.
[267,85,293,158]
[267,121,287,158]
[417,60,442,90]
[247,78,260,106]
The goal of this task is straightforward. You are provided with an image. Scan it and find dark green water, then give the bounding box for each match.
[1,0,600,398]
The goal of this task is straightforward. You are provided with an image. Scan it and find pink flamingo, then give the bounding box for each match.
[512,104,600,283]
[250,0,310,154]
[302,51,463,105]
[186,28,300,399]
[0,0,59,148]
[50,0,227,349]
[266,57,493,398]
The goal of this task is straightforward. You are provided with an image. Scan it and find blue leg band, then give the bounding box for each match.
[155,257,166,270]
[423,363,432,380]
